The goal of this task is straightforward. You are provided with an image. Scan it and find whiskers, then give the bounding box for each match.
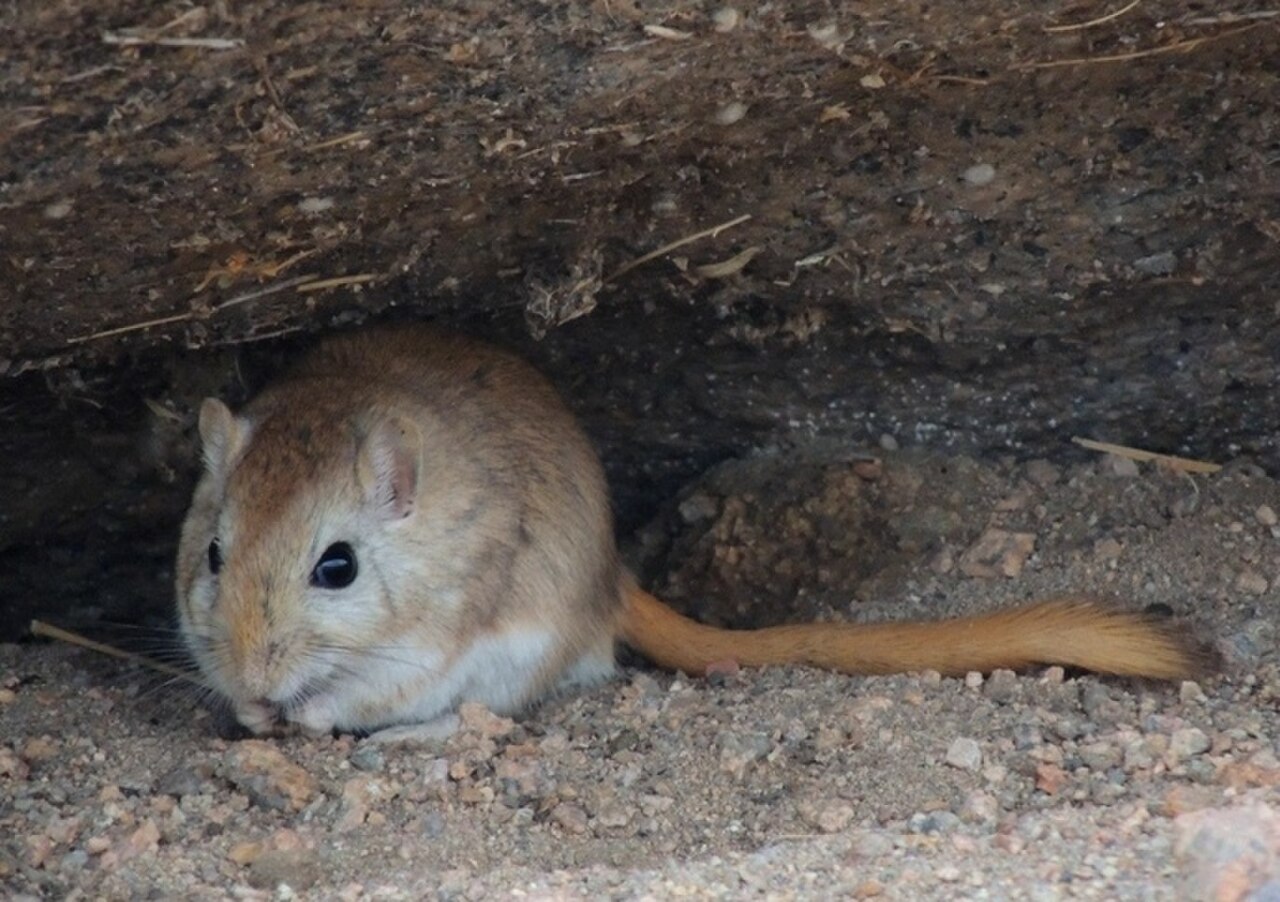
[28,617,223,729]
[31,616,453,737]
[307,639,446,684]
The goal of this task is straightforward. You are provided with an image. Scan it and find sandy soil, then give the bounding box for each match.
[4,451,1278,899]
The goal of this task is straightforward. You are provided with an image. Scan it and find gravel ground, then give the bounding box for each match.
[3,451,1279,899]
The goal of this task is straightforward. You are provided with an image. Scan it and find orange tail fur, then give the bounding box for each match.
[620,588,1206,680]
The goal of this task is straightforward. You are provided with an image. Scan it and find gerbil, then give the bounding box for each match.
[176,326,1205,736]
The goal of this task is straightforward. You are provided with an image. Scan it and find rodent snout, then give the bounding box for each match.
[252,697,286,720]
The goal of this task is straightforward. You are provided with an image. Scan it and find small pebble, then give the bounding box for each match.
[1094,537,1123,561]
[43,199,73,220]
[946,737,983,772]
[219,742,318,813]
[1024,460,1061,487]
[350,745,386,773]
[248,849,320,891]
[1035,763,1068,795]
[983,669,1019,703]
[1078,742,1122,771]
[908,810,962,834]
[298,196,335,215]
[1180,681,1207,704]
[959,528,1036,579]
[960,790,1000,825]
[711,7,740,31]
[1133,251,1177,276]
[155,766,208,799]
[1013,723,1042,750]
[936,864,962,882]
[807,23,844,51]
[713,102,748,126]
[1168,728,1211,762]
[1235,570,1269,596]
[962,163,996,186]
[20,737,58,763]
[1256,504,1278,527]
[1051,717,1086,741]
[803,799,855,834]
[718,731,773,777]
[850,830,894,858]
[551,803,589,834]
[678,493,718,523]
[1104,454,1141,477]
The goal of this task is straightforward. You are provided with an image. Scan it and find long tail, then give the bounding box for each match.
[619,587,1207,680]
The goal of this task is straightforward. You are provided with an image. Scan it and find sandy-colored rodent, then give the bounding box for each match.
[177,325,1206,736]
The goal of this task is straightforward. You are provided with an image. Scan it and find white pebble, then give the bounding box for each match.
[713,102,748,126]
[299,196,335,215]
[962,163,996,186]
[711,7,740,32]
[807,23,844,51]
[1179,681,1207,704]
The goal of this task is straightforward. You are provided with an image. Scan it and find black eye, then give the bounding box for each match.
[208,539,223,575]
[311,542,357,589]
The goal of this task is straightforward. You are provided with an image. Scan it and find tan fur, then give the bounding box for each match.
[177,325,1206,736]
[621,588,1204,680]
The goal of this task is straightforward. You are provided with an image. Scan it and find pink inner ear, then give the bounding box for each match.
[385,441,418,519]
[359,418,420,520]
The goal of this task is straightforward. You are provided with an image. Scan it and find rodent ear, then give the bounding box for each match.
[355,416,421,521]
[197,398,248,477]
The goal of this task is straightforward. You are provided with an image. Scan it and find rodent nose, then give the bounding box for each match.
[252,698,286,723]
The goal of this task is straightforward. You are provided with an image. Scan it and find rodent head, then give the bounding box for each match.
[176,393,427,735]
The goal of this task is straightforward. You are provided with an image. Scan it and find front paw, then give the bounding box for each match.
[293,702,337,738]
[235,700,287,736]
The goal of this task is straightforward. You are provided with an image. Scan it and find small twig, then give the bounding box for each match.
[1045,0,1142,33]
[61,64,123,84]
[221,324,307,345]
[66,312,195,345]
[29,620,208,687]
[253,55,301,134]
[295,273,378,293]
[65,274,319,345]
[155,7,210,33]
[255,249,318,281]
[1071,437,1222,474]
[931,75,991,86]
[301,130,367,153]
[102,33,245,50]
[1015,23,1261,70]
[561,170,605,183]
[217,273,320,309]
[1186,11,1279,25]
[606,213,752,284]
